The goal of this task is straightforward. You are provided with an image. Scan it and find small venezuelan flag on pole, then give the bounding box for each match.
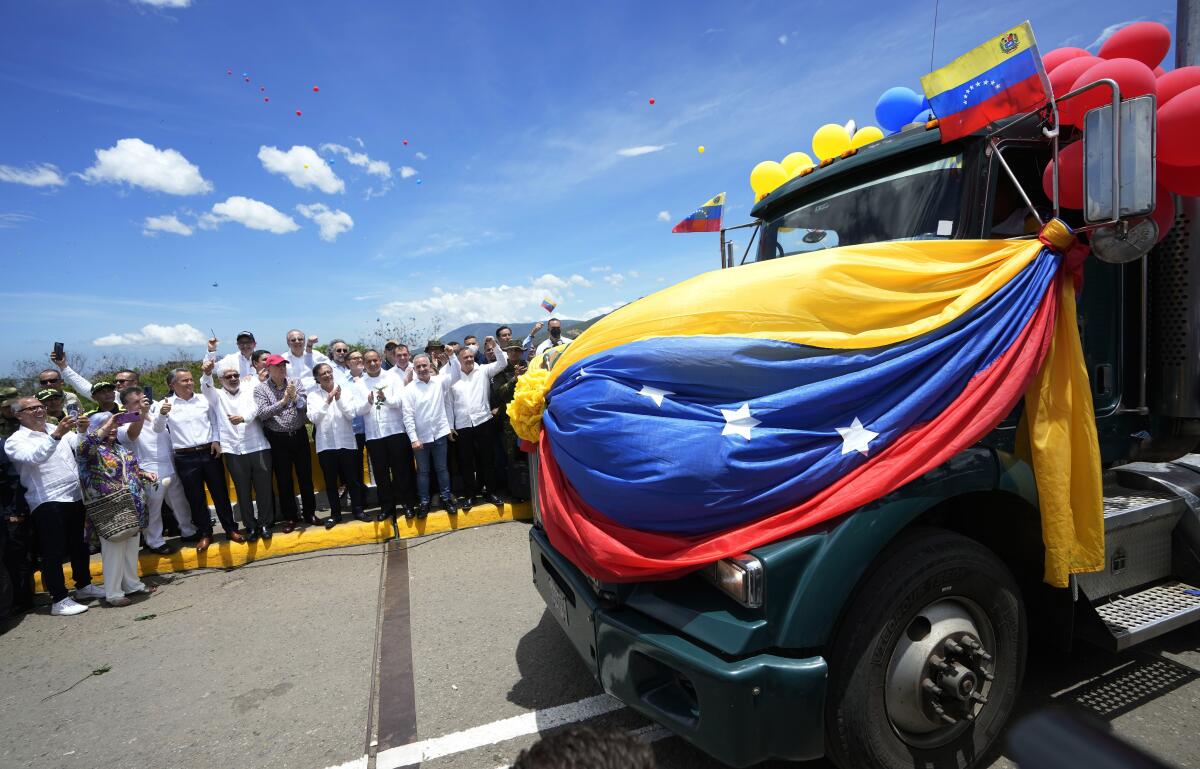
[541,297,557,313]
[672,192,726,233]
[921,21,1050,143]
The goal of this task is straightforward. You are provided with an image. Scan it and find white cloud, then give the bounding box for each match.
[93,323,206,347]
[319,143,392,178]
[778,34,789,45]
[616,145,667,157]
[414,152,428,161]
[1086,21,1134,52]
[142,214,193,237]
[0,213,35,229]
[0,163,66,188]
[657,210,670,222]
[399,166,417,179]
[379,274,597,324]
[200,196,299,234]
[80,138,211,195]
[296,203,354,242]
[133,0,191,6]
[604,272,626,287]
[258,145,344,194]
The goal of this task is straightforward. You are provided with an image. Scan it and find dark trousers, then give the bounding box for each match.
[30,501,92,602]
[318,449,365,520]
[264,429,316,522]
[455,420,498,498]
[174,450,237,537]
[365,433,415,515]
[2,515,35,612]
[224,449,274,530]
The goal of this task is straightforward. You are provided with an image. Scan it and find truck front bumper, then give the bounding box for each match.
[529,527,828,767]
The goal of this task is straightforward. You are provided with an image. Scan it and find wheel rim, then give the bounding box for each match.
[884,597,998,749]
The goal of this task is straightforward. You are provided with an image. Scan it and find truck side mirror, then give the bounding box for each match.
[1083,94,1156,224]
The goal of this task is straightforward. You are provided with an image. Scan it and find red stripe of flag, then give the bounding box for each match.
[672,218,722,233]
[536,276,1061,582]
[938,73,1047,142]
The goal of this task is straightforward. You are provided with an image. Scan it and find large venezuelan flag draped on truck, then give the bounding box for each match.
[508,221,1103,587]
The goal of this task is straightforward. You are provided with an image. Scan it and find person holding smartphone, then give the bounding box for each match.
[84,382,122,417]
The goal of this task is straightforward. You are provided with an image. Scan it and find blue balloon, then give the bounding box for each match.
[875,87,925,132]
[911,108,935,125]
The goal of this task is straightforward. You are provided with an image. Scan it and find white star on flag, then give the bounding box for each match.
[721,403,761,440]
[836,417,878,456]
[636,384,673,407]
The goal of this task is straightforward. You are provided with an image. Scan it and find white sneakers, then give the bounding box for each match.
[73,584,106,600]
[51,597,89,616]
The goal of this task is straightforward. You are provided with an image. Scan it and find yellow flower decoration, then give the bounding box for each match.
[507,366,553,444]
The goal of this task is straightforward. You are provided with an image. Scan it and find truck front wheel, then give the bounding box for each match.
[825,528,1026,769]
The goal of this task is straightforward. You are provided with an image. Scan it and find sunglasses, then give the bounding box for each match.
[39,376,62,384]
[222,373,240,380]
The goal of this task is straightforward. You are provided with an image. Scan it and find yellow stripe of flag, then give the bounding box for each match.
[923,21,1036,97]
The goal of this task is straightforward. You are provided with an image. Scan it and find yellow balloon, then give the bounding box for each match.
[781,151,814,176]
[697,145,705,154]
[812,123,852,161]
[850,126,885,149]
[749,160,788,198]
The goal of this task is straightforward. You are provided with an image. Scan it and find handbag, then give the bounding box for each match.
[85,488,140,542]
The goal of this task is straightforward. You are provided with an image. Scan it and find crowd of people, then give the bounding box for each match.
[0,319,575,619]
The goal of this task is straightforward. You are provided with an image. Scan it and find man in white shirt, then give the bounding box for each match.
[117,388,196,554]
[358,349,415,521]
[307,363,369,527]
[401,354,458,518]
[3,398,100,616]
[284,328,328,388]
[390,343,414,384]
[160,368,241,551]
[532,318,572,368]
[36,366,82,412]
[448,346,509,509]
[204,330,257,381]
[201,360,274,541]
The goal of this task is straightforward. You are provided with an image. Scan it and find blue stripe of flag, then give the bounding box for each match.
[929,47,1039,120]
[684,205,722,221]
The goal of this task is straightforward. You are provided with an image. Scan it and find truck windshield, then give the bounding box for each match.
[759,152,965,260]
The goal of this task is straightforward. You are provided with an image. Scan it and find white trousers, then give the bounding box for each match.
[143,474,196,547]
[99,535,146,601]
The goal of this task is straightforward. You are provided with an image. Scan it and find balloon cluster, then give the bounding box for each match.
[1039,21,1190,242]
[749,123,886,199]
[874,87,933,133]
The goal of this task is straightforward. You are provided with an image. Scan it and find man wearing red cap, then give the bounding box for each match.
[253,353,320,533]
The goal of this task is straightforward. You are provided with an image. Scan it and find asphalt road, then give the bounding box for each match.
[1,520,1198,769]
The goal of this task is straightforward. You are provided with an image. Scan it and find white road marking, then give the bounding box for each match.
[372,693,625,769]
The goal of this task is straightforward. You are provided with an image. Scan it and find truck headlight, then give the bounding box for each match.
[702,554,763,608]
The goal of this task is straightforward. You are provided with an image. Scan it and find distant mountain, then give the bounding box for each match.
[440,316,606,349]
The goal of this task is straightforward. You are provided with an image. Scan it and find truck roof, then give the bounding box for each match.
[750,123,945,220]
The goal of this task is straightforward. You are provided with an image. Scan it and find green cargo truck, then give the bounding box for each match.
[528,71,1200,768]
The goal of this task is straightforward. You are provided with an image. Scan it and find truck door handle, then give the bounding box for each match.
[1094,364,1113,396]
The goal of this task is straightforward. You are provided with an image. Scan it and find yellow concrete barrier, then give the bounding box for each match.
[34,501,532,592]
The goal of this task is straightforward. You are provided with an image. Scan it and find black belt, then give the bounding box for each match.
[266,427,306,438]
[174,444,210,455]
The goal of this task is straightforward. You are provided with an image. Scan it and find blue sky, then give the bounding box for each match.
[0,0,1171,373]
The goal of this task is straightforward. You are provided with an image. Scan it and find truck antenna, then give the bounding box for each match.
[929,0,940,72]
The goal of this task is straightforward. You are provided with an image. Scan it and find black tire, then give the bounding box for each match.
[825,527,1026,769]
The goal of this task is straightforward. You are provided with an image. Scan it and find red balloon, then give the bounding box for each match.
[226,69,232,75]
[1063,58,1157,127]
[402,139,409,145]
[313,86,320,92]
[1159,85,1200,166]
[1148,184,1176,241]
[1041,141,1084,209]
[1158,161,1200,196]
[1155,66,1200,105]
[1044,47,1091,72]
[1155,66,1167,77]
[264,97,269,102]
[1099,21,1172,69]
[649,98,656,105]
[1049,56,1101,98]
[244,77,250,83]
[295,110,302,116]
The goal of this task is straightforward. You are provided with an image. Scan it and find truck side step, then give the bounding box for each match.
[1090,580,1200,651]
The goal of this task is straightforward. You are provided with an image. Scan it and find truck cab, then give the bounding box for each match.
[528,102,1200,769]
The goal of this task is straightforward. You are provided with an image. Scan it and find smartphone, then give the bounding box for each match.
[142,385,154,402]
[52,341,64,362]
[66,402,80,418]
[114,411,140,426]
